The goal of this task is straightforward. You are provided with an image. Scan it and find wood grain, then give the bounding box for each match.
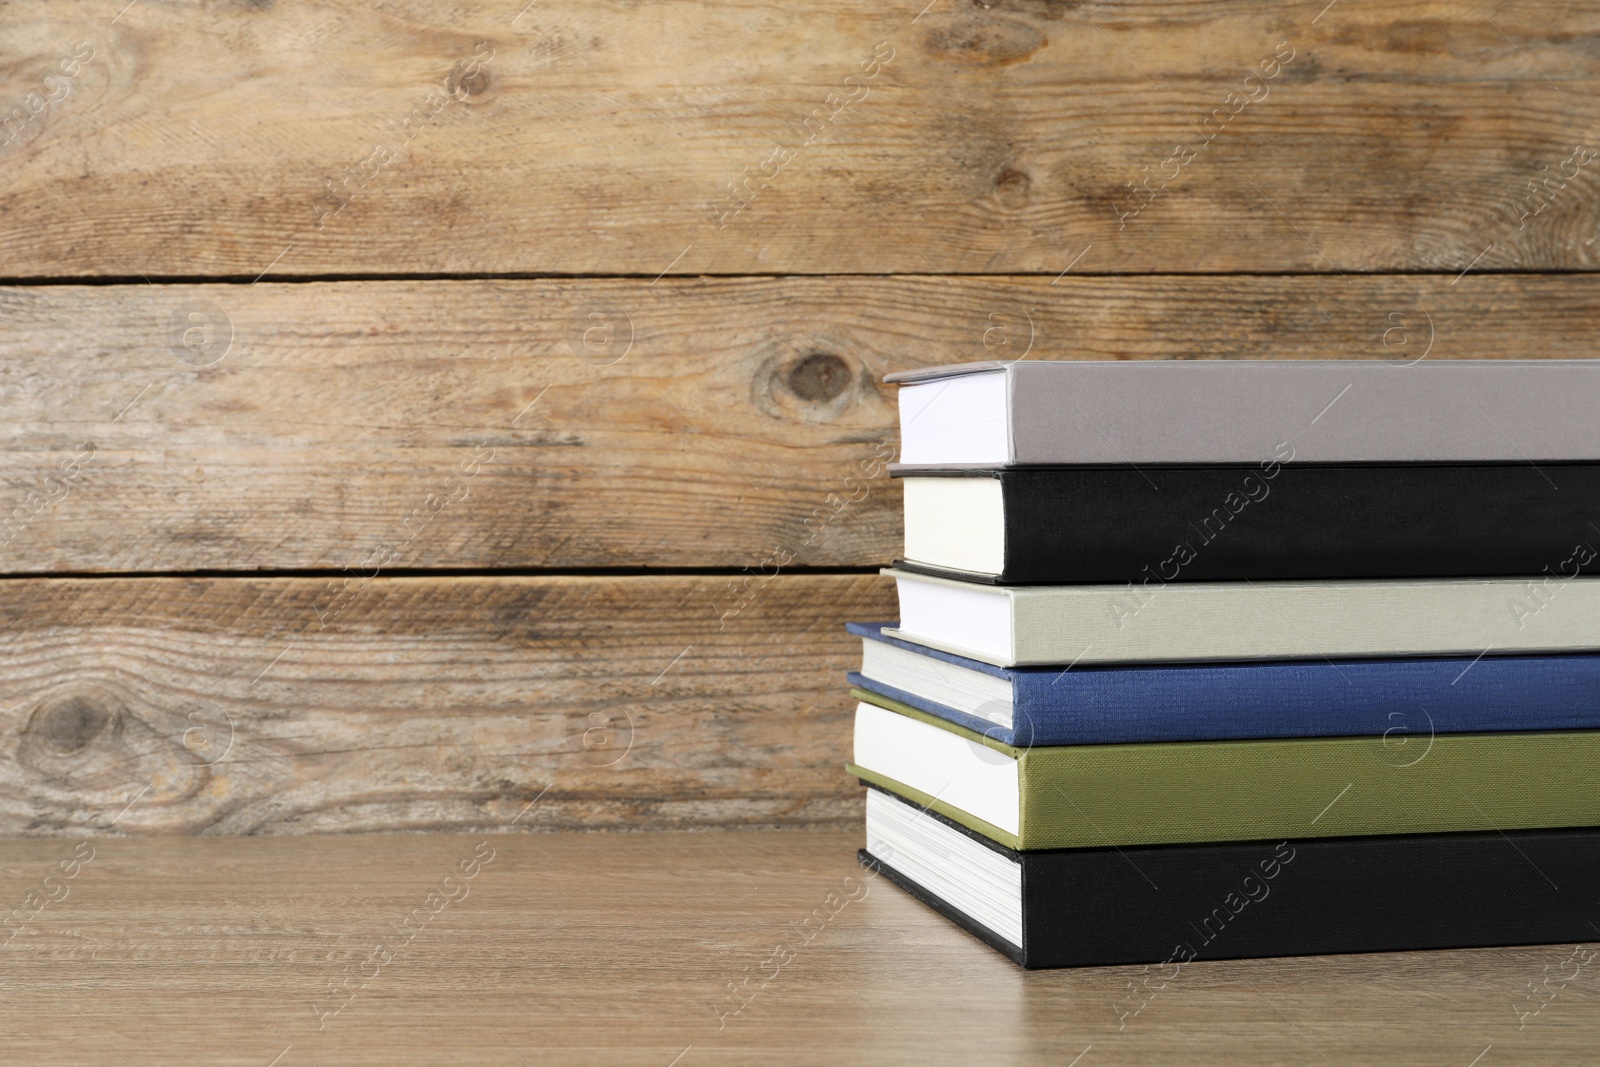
[0,828,1588,1064]
[0,274,1589,573]
[2,1,1599,275]
[0,573,895,836]
[6,0,1598,853]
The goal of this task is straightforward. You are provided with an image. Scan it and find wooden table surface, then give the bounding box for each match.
[2,828,1588,1065]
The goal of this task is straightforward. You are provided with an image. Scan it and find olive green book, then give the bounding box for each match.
[846,688,1600,850]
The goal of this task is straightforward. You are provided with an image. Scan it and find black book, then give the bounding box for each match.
[860,786,1600,969]
[895,463,1600,584]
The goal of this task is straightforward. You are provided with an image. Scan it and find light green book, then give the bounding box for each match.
[845,688,1600,850]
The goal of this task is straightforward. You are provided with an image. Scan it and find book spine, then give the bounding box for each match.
[1013,730,1600,849]
[1004,361,1600,464]
[1000,575,1600,666]
[997,465,1600,583]
[1006,654,1600,745]
[1003,363,1017,466]
[1019,830,1600,968]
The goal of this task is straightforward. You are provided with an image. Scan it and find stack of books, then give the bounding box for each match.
[849,359,1600,968]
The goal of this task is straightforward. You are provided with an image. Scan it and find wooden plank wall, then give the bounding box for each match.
[1,1,1594,834]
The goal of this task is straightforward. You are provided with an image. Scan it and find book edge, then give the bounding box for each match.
[858,848,1028,967]
[845,765,1024,851]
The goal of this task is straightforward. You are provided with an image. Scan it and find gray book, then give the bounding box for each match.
[888,360,1600,466]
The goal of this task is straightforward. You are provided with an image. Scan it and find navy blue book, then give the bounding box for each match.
[846,621,1600,746]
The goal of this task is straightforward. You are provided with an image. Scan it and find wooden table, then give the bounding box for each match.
[2,829,1587,1065]
[3,11,1595,1062]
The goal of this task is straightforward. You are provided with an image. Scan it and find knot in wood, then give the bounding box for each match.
[32,697,113,753]
[995,168,1032,209]
[787,353,852,403]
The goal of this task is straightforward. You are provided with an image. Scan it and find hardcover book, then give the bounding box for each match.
[884,566,1600,667]
[862,786,1600,969]
[847,622,1600,746]
[890,359,1600,467]
[846,689,1600,850]
[896,464,1600,584]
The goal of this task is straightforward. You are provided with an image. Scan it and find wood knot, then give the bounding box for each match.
[994,168,1032,209]
[921,15,1046,67]
[749,339,866,423]
[449,64,492,99]
[787,353,852,403]
[31,697,115,753]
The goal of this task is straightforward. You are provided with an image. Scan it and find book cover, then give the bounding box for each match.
[847,622,1600,746]
[847,689,1600,850]
[861,786,1600,969]
[889,360,1600,465]
[884,566,1600,667]
[894,464,1600,584]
